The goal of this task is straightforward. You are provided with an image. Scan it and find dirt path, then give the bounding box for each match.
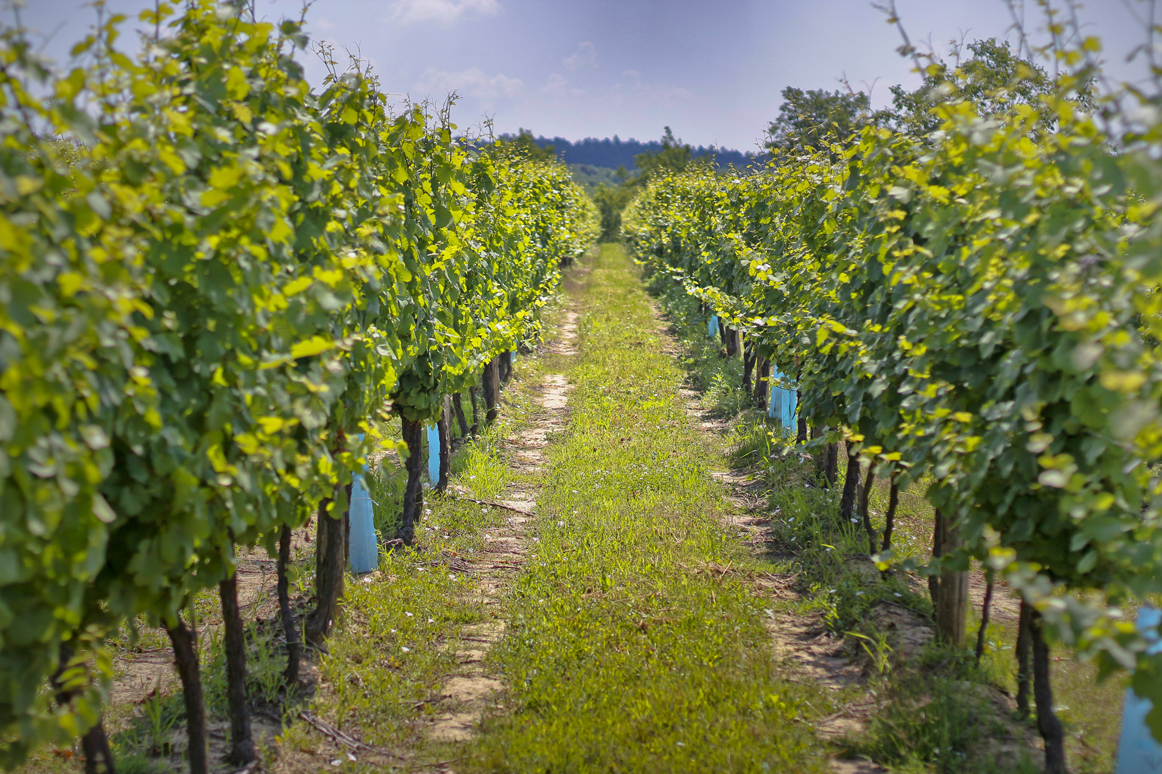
[668,334,884,771]
[713,467,886,773]
[421,310,579,767]
[672,340,1032,774]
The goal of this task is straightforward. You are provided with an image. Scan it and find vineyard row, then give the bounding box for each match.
[0,2,598,771]
[622,36,1162,773]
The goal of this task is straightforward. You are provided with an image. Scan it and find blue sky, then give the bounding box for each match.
[21,0,1151,152]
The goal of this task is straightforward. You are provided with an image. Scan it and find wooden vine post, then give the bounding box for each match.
[165,617,207,774]
[277,524,302,685]
[839,441,860,522]
[306,491,346,645]
[483,358,501,424]
[452,393,471,437]
[399,419,425,546]
[438,396,452,492]
[931,510,968,647]
[218,566,254,765]
[753,358,770,406]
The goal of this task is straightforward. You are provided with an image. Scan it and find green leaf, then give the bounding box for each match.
[292,337,334,359]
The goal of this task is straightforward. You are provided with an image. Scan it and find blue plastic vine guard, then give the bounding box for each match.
[768,367,797,430]
[427,424,440,485]
[783,384,797,429]
[347,433,379,574]
[709,314,719,338]
[1116,606,1162,773]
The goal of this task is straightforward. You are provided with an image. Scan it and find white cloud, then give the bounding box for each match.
[519,68,694,144]
[540,73,588,101]
[611,70,694,107]
[563,41,597,72]
[621,70,642,90]
[541,73,569,96]
[414,67,524,104]
[536,69,693,113]
[622,70,692,104]
[386,0,501,26]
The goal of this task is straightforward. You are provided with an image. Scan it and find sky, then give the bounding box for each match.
[19,0,1155,153]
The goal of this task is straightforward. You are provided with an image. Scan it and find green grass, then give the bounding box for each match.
[462,244,823,772]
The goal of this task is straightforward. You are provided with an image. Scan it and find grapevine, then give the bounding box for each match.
[0,2,596,769]
[622,28,1162,770]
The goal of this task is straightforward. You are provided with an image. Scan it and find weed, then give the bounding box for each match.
[365,457,405,541]
[855,671,1040,774]
[245,618,286,707]
[138,684,180,756]
[848,630,894,677]
[104,684,185,767]
[731,416,777,467]
[113,753,166,774]
[703,369,749,416]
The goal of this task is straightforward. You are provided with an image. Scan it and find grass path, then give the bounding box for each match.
[257,242,830,774]
[420,304,580,754]
[461,243,823,772]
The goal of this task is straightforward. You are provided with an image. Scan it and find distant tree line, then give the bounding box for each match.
[499,130,762,170]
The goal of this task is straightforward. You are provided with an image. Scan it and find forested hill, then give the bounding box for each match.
[508,134,762,169]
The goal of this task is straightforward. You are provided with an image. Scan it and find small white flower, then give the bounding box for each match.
[405,612,413,617]
[401,646,410,653]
